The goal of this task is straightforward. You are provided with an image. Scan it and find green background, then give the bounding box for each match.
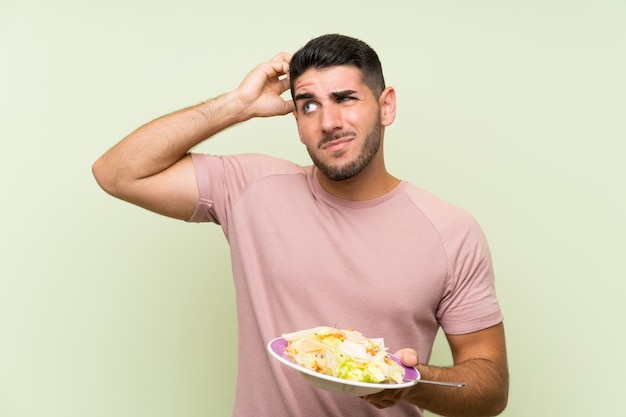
[2,1,624,416]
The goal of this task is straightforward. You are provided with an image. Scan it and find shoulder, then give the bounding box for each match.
[188,153,310,224]
[402,183,479,229]
[191,152,302,171]
[191,152,306,182]
[400,182,490,264]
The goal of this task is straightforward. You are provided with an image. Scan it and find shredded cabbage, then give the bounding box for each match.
[282,326,405,384]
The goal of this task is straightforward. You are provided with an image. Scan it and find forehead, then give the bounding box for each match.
[292,65,367,96]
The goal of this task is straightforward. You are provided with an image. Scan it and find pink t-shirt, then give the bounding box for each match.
[189,153,503,417]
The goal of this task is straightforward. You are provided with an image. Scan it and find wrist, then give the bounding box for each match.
[198,91,254,129]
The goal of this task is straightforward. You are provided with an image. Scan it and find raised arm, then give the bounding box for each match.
[92,53,295,220]
[365,323,509,417]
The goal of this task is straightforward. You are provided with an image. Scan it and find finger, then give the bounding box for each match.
[394,348,419,367]
[270,52,292,64]
[267,52,291,76]
[277,99,295,115]
[278,75,291,93]
[362,396,397,409]
[258,61,289,82]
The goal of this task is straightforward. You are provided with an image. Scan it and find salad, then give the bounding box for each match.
[281,326,405,384]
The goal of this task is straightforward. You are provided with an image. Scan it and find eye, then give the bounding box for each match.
[302,102,319,114]
[335,94,357,105]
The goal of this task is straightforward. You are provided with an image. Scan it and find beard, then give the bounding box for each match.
[306,119,382,182]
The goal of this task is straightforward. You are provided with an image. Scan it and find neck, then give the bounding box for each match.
[316,161,400,201]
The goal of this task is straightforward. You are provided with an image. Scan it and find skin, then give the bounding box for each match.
[291,65,399,200]
[92,53,295,220]
[92,52,509,416]
[365,324,509,416]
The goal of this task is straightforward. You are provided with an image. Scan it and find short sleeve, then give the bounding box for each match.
[186,153,218,223]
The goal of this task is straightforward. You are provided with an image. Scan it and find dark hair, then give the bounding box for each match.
[289,34,386,99]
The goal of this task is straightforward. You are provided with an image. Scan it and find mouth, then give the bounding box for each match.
[319,132,356,152]
[321,138,353,153]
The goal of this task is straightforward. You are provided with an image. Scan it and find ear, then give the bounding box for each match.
[292,110,305,143]
[379,87,397,126]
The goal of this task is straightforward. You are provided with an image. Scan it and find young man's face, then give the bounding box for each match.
[292,65,393,181]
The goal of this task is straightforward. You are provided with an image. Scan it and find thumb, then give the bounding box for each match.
[394,348,419,367]
[279,99,295,115]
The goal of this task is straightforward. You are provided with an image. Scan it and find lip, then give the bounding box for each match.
[321,137,354,152]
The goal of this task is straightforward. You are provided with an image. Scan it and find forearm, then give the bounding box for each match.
[406,358,509,417]
[92,53,292,219]
[92,91,249,195]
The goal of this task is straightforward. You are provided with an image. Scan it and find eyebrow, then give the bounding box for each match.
[294,92,314,102]
[294,90,358,102]
[331,90,357,99]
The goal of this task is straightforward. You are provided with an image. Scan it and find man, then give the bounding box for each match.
[93,34,508,417]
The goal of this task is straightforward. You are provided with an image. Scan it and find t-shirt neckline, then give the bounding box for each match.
[309,166,407,209]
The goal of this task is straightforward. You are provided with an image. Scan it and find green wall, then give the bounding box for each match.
[2,1,624,416]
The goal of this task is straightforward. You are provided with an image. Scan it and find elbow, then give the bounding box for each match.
[92,156,121,197]
[463,391,508,417]
[485,382,509,416]
[464,373,508,417]
[489,395,508,417]
[485,353,509,416]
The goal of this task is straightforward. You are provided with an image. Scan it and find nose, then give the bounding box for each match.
[320,104,342,134]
